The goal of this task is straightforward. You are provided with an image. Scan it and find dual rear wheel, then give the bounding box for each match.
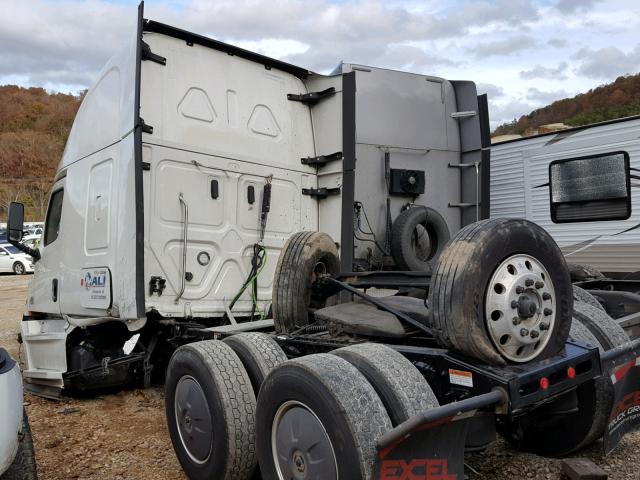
[165,337,437,480]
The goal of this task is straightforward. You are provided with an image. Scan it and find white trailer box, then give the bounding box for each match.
[491,116,640,276]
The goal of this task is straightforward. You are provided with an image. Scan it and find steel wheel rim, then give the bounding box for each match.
[174,375,213,464]
[485,254,556,362]
[271,400,338,480]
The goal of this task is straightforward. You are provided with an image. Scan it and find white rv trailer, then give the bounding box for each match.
[491,116,640,276]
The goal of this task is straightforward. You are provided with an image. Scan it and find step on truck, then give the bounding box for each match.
[7,3,640,479]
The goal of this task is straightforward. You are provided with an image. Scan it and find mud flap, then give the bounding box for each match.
[604,353,640,453]
[373,415,471,480]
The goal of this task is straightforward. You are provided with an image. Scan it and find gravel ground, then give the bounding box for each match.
[1,273,639,479]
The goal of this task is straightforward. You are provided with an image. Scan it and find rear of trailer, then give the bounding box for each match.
[491,116,640,276]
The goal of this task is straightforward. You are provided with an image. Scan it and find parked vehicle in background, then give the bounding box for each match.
[0,348,37,480]
[0,244,34,275]
[491,115,640,277]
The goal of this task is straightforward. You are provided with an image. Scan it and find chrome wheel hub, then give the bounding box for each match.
[485,254,556,362]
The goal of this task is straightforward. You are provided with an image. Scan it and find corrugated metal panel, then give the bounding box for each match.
[491,118,640,273]
[490,148,525,218]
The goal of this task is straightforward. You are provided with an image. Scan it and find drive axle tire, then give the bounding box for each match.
[332,343,439,426]
[429,218,573,365]
[223,333,287,394]
[391,206,450,272]
[272,231,340,333]
[1,411,38,480]
[499,302,628,456]
[256,354,392,480]
[573,285,605,312]
[165,340,257,480]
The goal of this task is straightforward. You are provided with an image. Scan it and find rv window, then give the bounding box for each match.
[549,151,630,223]
[44,189,64,245]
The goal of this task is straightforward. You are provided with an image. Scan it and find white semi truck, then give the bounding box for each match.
[7,3,640,479]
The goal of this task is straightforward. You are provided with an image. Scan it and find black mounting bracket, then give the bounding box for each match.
[302,187,341,199]
[141,41,166,65]
[287,87,335,106]
[149,276,166,296]
[301,151,343,167]
[139,117,154,134]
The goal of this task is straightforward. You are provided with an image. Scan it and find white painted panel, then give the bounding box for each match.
[145,145,317,317]
[140,33,316,175]
[85,160,113,253]
[491,118,640,273]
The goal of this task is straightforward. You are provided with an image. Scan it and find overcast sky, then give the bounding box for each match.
[2,0,640,128]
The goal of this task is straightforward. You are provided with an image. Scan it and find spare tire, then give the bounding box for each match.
[429,218,573,365]
[272,232,340,333]
[391,206,450,272]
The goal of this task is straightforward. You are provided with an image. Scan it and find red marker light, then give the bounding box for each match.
[540,377,549,390]
[567,367,576,380]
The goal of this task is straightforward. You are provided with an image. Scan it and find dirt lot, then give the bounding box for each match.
[1,274,639,479]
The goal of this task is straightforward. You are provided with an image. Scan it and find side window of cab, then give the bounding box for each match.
[44,189,64,246]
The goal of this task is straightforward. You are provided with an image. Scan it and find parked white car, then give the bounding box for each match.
[0,244,34,275]
[0,348,36,479]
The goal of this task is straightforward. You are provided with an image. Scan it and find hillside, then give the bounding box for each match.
[0,86,82,220]
[492,73,640,137]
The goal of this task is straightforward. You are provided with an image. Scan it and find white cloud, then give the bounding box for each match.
[467,35,537,59]
[555,0,604,13]
[573,45,640,79]
[527,87,570,104]
[0,0,638,130]
[520,62,568,80]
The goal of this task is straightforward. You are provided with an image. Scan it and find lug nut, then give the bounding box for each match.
[542,292,551,301]
[535,281,544,289]
[516,286,524,294]
[539,322,549,331]
[512,317,521,325]
[530,330,539,339]
[544,308,553,316]
[511,300,519,308]
[525,279,534,287]
[520,328,529,337]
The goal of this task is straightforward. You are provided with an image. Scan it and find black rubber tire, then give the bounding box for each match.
[574,302,629,350]
[1,411,38,480]
[272,231,340,333]
[12,262,25,275]
[573,285,605,312]
[429,218,573,365]
[499,303,628,456]
[165,340,256,480]
[256,354,392,480]
[223,333,287,394]
[568,263,604,282]
[332,343,438,426]
[390,206,450,272]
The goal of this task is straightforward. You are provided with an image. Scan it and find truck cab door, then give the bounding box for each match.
[27,180,65,315]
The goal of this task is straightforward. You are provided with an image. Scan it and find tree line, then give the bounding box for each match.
[493,73,640,137]
[0,86,82,220]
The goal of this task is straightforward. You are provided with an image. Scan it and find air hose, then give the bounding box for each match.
[228,176,272,320]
